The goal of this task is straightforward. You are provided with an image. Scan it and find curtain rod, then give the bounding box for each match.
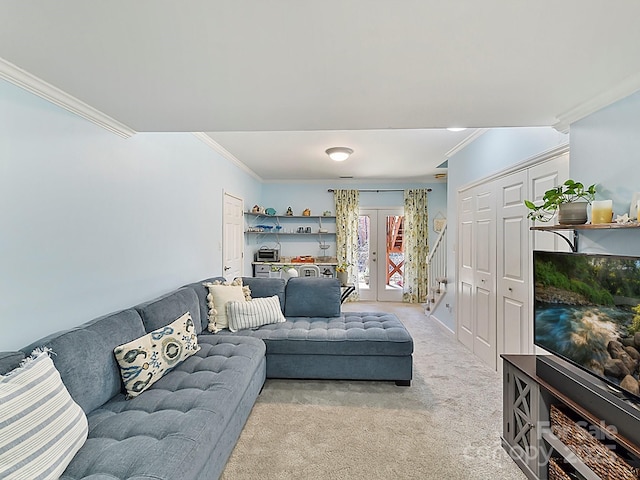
[327,188,432,193]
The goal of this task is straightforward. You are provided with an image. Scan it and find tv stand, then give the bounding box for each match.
[502,355,640,480]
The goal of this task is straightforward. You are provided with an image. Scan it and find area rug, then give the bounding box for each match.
[220,302,527,480]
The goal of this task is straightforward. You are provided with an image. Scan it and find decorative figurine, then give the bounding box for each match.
[265,207,276,216]
[251,205,261,213]
[302,208,311,216]
[286,206,294,216]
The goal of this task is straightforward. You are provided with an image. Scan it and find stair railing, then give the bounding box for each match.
[425,221,447,312]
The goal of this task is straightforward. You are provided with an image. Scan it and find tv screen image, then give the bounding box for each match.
[534,250,640,399]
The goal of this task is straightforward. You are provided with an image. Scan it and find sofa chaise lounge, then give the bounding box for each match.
[0,276,413,479]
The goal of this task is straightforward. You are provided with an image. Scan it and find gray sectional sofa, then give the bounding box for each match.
[0,276,413,479]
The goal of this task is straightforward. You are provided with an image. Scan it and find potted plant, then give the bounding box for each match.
[336,261,351,286]
[524,179,596,224]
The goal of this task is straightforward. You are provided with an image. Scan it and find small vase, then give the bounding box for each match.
[337,271,348,286]
[557,202,588,225]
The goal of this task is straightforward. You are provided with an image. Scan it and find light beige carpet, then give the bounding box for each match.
[220,302,527,480]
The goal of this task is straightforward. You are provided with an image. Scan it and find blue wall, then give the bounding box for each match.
[0,80,261,351]
[570,91,640,256]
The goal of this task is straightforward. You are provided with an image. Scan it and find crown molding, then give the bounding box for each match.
[0,57,136,138]
[459,143,569,193]
[192,133,262,181]
[445,128,489,159]
[554,72,640,133]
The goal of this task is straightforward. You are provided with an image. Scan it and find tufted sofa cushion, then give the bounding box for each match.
[59,335,266,480]
[221,312,413,356]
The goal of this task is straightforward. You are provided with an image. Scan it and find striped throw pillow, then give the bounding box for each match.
[226,295,286,332]
[0,350,88,480]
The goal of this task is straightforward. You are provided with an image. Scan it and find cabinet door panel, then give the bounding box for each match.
[458,281,474,350]
[503,298,526,354]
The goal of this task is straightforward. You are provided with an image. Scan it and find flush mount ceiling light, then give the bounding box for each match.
[446,127,467,132]
[325,147,353,162]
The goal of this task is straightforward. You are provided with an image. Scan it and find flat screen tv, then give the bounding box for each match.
[533,250,640,400]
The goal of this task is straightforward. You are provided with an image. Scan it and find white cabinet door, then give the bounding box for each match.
[496,170,530,363]
[457,191,475,351]
[457,184,497,369]
[473,187,497,369]
[457,150,570,371]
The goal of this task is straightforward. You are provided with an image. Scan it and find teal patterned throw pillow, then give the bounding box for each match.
[114,312,200,398]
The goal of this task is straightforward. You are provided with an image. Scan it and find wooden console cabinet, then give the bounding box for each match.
[502,355,640,480]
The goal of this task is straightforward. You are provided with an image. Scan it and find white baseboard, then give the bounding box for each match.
[428,314,455,338]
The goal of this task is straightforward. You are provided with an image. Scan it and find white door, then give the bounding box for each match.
[358,208,404,302]
[223,192,244,280]
[473,187,497,369]
[457,192,475,351]
[457,184,497,369]
[496,170,529,362]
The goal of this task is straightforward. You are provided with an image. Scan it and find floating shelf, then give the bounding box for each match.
[531,222,640,231]
[245,212,335,220]
[530,222,640,251]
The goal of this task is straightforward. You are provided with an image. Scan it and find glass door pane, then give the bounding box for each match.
[357,213,373,300]
[386,215,404,289]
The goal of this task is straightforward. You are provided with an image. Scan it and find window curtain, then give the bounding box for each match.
[403,189,429,303]
[334,189,359,301]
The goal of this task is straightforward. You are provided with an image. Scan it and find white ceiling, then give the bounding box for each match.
[1,1,640,181]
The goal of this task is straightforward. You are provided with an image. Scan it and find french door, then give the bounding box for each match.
[357,208,404,302]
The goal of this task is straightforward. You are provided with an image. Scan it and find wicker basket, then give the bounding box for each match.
[548,457,572,480]
[550,404,639,480]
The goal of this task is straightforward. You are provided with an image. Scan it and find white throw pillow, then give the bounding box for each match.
[0,349,88,480]
[113,311,200,398]
[226,295,287,332]
[203,279,251,332]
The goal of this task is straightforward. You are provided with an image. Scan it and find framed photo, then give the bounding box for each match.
[434,218,446,233]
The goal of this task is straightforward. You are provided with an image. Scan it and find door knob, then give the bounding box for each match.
[224,266,231,271]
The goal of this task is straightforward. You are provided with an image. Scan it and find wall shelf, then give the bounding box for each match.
[244,212,337,270]
[530,222,640,252]
[530,222,640,231]
[245,232,336,235]
[245,212,336,220]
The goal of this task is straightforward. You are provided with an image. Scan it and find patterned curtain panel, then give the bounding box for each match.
[334,190,359,300]
[403,189,429,303]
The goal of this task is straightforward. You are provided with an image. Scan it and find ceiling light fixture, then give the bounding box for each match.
[446,127,467,132]
[325,147,353,162]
